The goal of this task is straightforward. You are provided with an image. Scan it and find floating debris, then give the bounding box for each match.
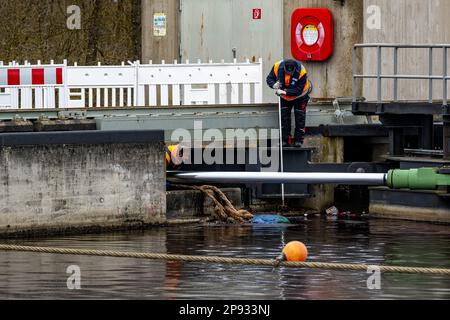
[326,206,339,216]
[252,214,291,224]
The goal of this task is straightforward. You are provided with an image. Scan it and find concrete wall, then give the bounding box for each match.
[166,188,243,220]
[0,134,166,236]
[284,0,364,99]
[141,0,180,63]
[301,135,344,211]
[141,0,364,99]
[362,0,450,101]
[369,188,450,223]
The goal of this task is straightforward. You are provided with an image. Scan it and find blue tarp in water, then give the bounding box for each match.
[252,214,291,224]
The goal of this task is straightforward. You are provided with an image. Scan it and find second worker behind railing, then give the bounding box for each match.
[266,59,313,148]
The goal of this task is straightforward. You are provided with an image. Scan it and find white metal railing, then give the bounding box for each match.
[0,59,263,109]
[352,43,450,106]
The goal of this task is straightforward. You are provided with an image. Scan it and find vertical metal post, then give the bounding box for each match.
[393,47,398,102]
[277,97,285,207]
[134,60,140,107]
[377,46,382,104]
[444,46,448,107]
[63,59,68,108]
[444,114,450,159]
[428,47,433,103]
[352,46,357,103]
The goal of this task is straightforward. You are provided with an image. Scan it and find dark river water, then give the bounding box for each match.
[0,217,449,299]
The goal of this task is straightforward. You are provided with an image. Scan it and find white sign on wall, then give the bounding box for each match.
[153,13,167,36]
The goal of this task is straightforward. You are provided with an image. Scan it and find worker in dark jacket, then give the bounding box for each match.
[267,59,312,147]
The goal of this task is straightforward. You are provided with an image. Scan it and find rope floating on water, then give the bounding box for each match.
[0,244,449,275]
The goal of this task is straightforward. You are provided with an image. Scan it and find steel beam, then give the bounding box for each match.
[0,103,370,127]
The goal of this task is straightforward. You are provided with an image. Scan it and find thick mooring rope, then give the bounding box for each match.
[173,184,253,223]
[0,244,449,275]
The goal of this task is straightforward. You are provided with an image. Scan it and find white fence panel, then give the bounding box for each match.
[66,65,136,108]
[0,59,263,109]
[137,60,262,106]
[0,92,12,108]
[0,61,65,109]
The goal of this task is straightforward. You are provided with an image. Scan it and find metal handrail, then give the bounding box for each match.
[352,44,449,106]
[354,43,450,48]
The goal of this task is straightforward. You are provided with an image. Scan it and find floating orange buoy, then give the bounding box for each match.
[282,241,308,262]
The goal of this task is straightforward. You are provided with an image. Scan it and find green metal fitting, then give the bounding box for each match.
[387,167,450,190]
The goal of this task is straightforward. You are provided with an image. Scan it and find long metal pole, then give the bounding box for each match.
[428,47,433,103]
[170,171,387,186]
[377,45,382,104]
[444,46,448,106]
[277,96,285,206]
[352,46,357,103]
[393,46,398,102]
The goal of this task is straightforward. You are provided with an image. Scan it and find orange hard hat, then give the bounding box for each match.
[166,144,185,167]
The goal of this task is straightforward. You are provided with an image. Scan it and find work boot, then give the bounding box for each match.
[293,136,303,148]
[293,141,303,148]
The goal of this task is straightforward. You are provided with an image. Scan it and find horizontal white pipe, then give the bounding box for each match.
[169,171,387,186]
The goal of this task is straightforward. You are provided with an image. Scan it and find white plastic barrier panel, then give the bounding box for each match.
[66,65,136,108]
[137,59,263,106]
[0,59,263,109]
[0,91,12,109]
[0,61,65,109]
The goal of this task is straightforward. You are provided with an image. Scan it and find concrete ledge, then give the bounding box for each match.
[0,221,161,239]
[34,119,97,132]
[370,204,450,223]
[370,187,450,223]
[0,130,164,146]
[0,120,34,133]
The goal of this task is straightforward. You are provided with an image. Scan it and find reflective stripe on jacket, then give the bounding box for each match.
[272,60,309,101]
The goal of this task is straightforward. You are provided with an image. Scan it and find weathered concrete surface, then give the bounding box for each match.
[369,187,450,223]
[362,0,450,102]
[167,188,243,220]
[142,0,364,100]
[142,0,179,63]
[166,190,203,219]
[34,119,97,132]
[370,204,450,224]
[284,0,364,99]
[1,119,99,133]
[0,120,33,133]
[0,142,166,236]
[301,135,345,212]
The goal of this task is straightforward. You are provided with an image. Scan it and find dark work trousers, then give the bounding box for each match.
[280,98,308,144]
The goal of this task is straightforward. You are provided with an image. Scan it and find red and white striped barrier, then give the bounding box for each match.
[0,59,263,109]
[0,67,63,86]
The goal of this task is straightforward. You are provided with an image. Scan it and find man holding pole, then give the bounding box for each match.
[266,59,312,147]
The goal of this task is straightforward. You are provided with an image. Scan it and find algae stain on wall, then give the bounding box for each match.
[301,135,344,212]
